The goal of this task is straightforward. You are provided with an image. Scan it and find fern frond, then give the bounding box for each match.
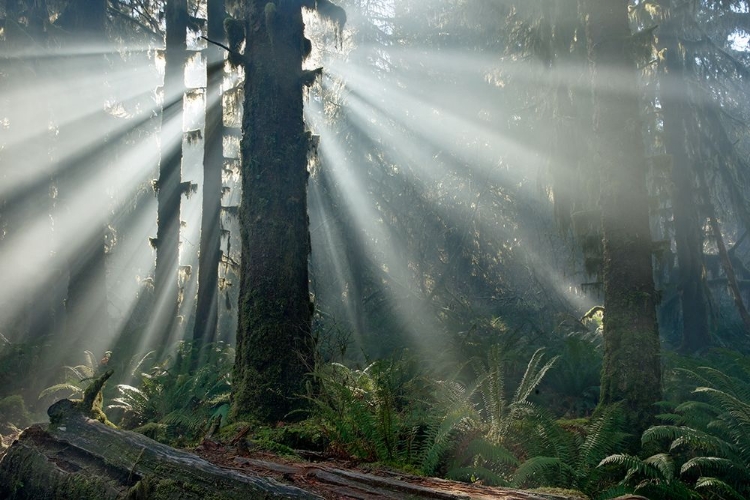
[644,453,675,480]
[512,456,574,487]
[578,403,627,471]
[694,476,746,500]
[680,456,744,478]
[642,425,737,457]
[693,387,750,430]
[656,413,684,424]
[38,383,82,399]
[84,350,97,370]
[514,348,559,404]
[444,465,509,486]
[598,454,661,479]
[461,436,519,467]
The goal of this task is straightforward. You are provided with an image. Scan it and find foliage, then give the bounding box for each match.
[108,341,233,443]
[0,395,32,434]
[540,332,602,418]
[38,350,102,403]
[303,350,433,465]
[602,350,750,499]
[417,347,562,485]
[512,403,629,497]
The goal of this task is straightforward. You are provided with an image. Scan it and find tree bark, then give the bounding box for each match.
[231,2,318,423]
[153,0,188,351]
[583,0,662,436]
[192,0,226,358]
[0,400,320,499]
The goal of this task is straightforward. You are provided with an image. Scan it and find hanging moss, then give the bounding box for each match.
[315,0,346,31]
[224,17,245,67]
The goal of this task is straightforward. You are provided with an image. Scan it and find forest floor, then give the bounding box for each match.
[193,439,583,500]
[1,425,583,499]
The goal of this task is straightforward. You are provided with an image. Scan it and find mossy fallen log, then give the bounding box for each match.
[0,399,321,500]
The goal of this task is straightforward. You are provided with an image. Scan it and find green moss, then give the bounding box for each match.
[529,487,589,499]
[133,422,168,442]
[0,395,31,432]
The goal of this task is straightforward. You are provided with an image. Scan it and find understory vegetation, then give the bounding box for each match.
[3,331,750,499]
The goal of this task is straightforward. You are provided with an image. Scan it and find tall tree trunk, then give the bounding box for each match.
[153,0,187,352]
[58,0,112,360]
[231,1,317,423]
[659,13,711,353]
[192,0,226,359]
[583,0,662,436]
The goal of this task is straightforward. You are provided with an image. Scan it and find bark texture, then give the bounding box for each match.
[584,0,662,435]
[0,400,320,500]
[193,0,226,355]
[231,2,317,422]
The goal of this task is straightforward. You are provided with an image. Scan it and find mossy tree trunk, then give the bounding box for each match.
[658,12,711,353]
[583,0,662,437]
[231,1,318,423]
[192,0,226,359]
[0,400,320,499]
[153,0,188,351]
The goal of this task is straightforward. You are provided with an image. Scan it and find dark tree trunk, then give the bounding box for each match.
[231,2,317,423]
[659,16,712,353]
[583,0,662,436]
[192,0,226,358]
[153,0,187,351]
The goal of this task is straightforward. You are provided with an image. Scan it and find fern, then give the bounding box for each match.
[609,352,750,499]
[38,383,82,400]
[680,456,745,478]
[512,456,575,487]
[694,476,746,500]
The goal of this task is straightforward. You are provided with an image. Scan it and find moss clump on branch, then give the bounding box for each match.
[47,370,115,428]
[224,17,245,67]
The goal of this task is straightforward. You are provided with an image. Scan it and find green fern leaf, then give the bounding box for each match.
[644,453,675,480]
[694,476,746,500]
[512,456,573,487]
[38,383,82,399]
[680,456,743,478]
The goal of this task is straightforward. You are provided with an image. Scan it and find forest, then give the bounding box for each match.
[1,0,750,498]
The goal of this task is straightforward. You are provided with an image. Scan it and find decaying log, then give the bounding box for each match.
[0,398,321,500]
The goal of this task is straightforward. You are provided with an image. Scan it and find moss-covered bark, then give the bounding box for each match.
[0,400,321,499]
[230,2,321,423]
[583,0,662,437]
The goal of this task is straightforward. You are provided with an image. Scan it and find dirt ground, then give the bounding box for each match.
[192,438,582,500]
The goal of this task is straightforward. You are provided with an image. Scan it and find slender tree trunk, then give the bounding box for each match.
[231,1,316,422]
[192,0,226,359]
[659,15,711,352]
[153,0,187,351]
[700,182,750,331]
[583,0,662,436]
[57,0,112,359]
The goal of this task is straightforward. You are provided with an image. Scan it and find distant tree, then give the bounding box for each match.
[582,0,661,438]
[56,0,113,360]
[153,0,188,351]
[192,0,226,359]
[230,0,345,423]
[655,2,712,352]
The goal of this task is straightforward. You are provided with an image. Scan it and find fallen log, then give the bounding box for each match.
[0,398,321,500]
